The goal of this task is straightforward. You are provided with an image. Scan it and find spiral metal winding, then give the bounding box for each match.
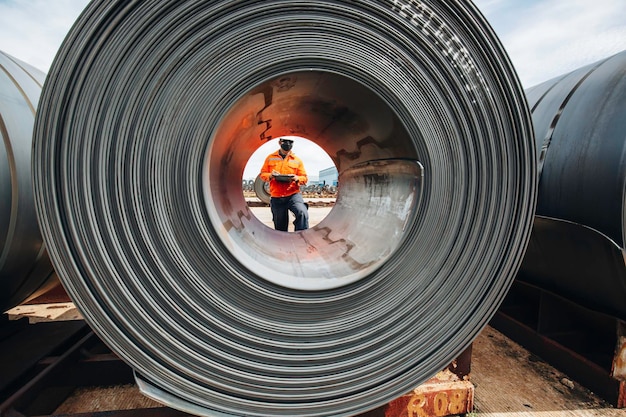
[33,1,536,415]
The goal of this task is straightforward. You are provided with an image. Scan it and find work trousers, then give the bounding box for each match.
[270,193,309,231]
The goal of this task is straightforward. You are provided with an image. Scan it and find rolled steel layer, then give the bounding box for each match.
[253,175,271,205]
[527,50,626,246]
[520,51,626,319]
[33,1,536,416]
[0,50,55,311]
[520,216,626,319]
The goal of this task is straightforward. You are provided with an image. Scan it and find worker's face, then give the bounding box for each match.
[280,140,293,152]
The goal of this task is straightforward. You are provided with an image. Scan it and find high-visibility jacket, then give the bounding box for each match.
[259,150,308,198]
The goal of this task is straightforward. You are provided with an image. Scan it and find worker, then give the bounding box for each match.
[259,138,309,231]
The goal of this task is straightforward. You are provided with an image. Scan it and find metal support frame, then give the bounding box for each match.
[0,319,133,417]
[491,280,625,407]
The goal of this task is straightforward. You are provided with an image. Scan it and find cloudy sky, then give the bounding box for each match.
[1,0,624,179]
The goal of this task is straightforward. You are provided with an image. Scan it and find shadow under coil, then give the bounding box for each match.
[33,1,536,416]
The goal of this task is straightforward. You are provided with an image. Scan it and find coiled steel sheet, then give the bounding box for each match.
[253,175,271,205]
[0,50,55,311]
[528,51,626,246]
[520,51,626,320]
[32,1,536,415]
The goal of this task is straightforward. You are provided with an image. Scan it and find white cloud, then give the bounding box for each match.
[0,0,89,71]
[474,0,626,87]
[471,0,502,16]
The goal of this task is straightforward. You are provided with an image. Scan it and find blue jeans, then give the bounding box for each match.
[270,193,309,231]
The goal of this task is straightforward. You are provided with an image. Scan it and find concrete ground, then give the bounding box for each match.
[248,203,333,230]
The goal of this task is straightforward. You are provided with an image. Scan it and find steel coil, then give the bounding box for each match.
[0,50,56,311]
[520,50,626,319]
[528,51,626,247]
[33,1,536,416]
[520,216,626,319]
[253,174,271,205]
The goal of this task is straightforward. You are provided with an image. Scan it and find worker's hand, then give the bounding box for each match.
[271,170,280,179]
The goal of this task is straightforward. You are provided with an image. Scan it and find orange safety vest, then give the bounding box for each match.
[259,150,308,197]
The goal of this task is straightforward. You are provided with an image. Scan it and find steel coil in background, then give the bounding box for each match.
[0,50,56,311]
[520,216,626,320]
[528,50,626,247]
[519,50,626,320]
[253,175,271,205]
[33,1,536,416]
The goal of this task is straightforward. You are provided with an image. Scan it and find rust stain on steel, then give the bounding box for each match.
[381,394,412,417]
[336,136,380,161]
[613,337,626,379]
[446,345,472,380]
[368,369,474,417]
[613,321,626,380]
[618,381,626,409]
[405,379,474,417]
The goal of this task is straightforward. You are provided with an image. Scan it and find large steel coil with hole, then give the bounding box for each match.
[520,50,626,320]
[253,174,271,205]
[33,1,536,416]
[0,51,56,311]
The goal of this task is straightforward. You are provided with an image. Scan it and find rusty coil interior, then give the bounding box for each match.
[33,1,536,416]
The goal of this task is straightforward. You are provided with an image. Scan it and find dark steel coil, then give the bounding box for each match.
[0,50,55,311]
[33,1,536,416]
[520,50,626,319]
[253,174,271,205]
[528,51,626,246]
[520,216,626,319]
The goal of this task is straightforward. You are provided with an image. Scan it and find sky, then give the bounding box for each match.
[1,0,624,179]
